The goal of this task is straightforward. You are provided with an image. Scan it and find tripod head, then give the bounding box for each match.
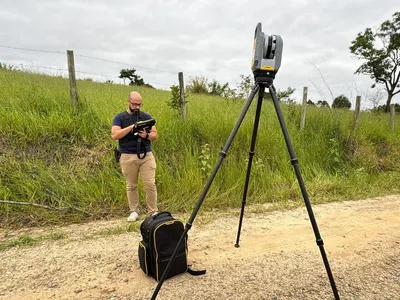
[251,23,283,83]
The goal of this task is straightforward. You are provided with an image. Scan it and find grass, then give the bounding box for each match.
[94,222,141,236]
[0,223,140,251]
[0,231,66,251]
[1,67,400,228]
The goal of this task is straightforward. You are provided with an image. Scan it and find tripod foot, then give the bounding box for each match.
[234,243,240,248]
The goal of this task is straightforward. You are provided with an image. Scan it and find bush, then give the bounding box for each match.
[332,95,351,109]
[186,76,209,94]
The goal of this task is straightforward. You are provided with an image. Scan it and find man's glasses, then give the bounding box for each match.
[129,102,142,107]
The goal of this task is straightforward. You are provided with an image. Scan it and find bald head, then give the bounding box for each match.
[127,91,143,113]
[128,91,142,102]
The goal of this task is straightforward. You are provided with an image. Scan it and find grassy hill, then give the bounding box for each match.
[1,68,399,228]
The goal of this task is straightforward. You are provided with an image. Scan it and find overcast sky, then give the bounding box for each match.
[1,0,399,109]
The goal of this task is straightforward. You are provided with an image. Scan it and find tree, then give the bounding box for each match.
[119,68,135,85]
[208,80,228,96]
[277,87,296,103]
[317,100,330,108]
[207,80,236,99]
[349,11,400,112]
[236,74,254,99]
[373,103,400,113]
[363,85,385,108]
[130,75,144,86]
[167,85,188,112]
[221,87,237,99]
[332,94,351,109]
[263,86,296,103]
[307,100,316,106]
[119,68,154,88]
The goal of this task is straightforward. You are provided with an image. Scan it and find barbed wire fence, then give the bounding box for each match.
[0,44,361,102]
[0,44,396,132]
[0,44,245,90]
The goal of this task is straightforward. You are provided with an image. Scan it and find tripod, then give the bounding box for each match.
[150,77,340,300]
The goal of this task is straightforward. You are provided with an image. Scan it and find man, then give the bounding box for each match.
[111,91,158,221]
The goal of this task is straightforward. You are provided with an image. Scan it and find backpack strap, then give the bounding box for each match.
[121,110,131,121]
[187,266,206,276]
[136,111,149,159]
[121,111,148,159]
[121,110,143,123]
[136,136,148,159]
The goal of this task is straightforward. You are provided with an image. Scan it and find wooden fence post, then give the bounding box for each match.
[353,95,361,133]
[300,86,308,130]
[67,50,78,108]
[178,72,186,121]
[390,104,395,133]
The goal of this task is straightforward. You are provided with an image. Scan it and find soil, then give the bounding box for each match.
[1,195,399,300]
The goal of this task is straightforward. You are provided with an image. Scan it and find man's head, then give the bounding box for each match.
[128,91,143,114]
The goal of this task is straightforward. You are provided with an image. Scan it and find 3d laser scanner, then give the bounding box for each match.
[251,22,283,81]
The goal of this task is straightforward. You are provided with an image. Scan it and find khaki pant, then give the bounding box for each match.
[119,152,158,215]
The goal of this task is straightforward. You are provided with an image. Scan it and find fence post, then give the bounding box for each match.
[353,95,361,133]
[390,104,395,133]
[300,86,308,130]
[178,72,186,122]
[67,50,78,108]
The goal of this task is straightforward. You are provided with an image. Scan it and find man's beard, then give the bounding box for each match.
[129,107,140,114]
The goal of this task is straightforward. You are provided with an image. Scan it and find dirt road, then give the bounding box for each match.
[1,195,399,300]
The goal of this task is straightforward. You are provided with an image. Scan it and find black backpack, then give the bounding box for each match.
[138,211,205,281]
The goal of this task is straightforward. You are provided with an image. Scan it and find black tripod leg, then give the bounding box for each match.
[268,84,340,300]
[150,84,260,300]
[235,85,265,248]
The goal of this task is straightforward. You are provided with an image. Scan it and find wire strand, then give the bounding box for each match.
[0,45,64,54]
[1,44,240,86]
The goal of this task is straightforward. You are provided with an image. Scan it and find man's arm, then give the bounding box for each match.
[148,125,158,141]
[136,125,158,141]
[111,124,135,140]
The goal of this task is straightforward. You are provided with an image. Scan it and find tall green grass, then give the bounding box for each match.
[1,68,399,228]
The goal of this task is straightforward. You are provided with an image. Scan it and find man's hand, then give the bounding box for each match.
[137,129,148,139]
